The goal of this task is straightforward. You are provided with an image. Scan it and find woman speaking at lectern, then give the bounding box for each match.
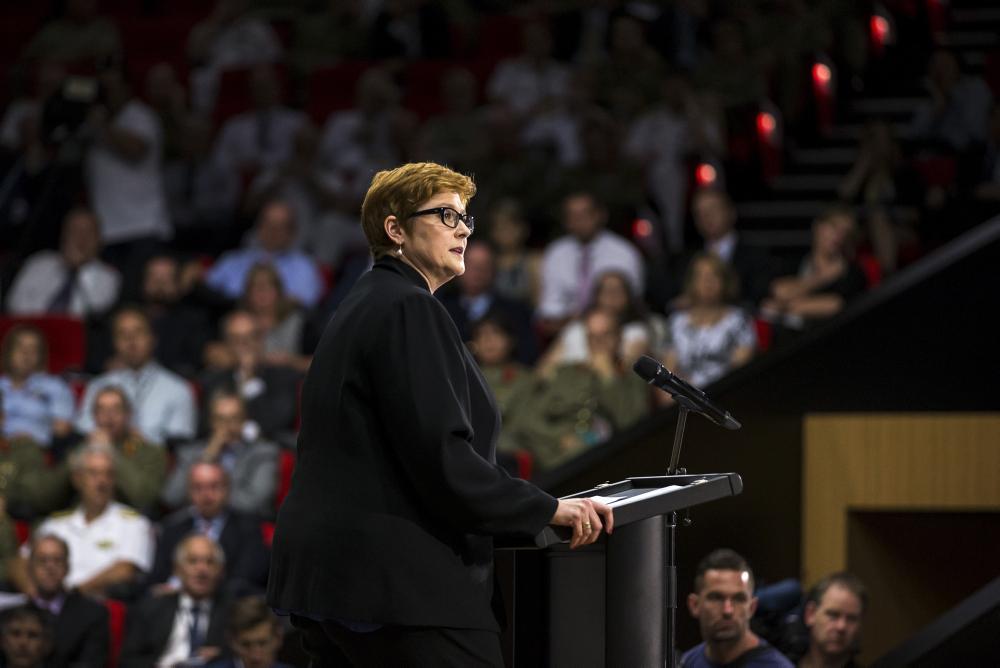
[267,162,614,666]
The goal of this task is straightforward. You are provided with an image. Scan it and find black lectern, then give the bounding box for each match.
[496,472,743,667]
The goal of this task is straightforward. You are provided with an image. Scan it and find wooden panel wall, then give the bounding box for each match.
[802,413,1000,659]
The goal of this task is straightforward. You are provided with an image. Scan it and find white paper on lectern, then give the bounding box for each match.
[589,485,684,507]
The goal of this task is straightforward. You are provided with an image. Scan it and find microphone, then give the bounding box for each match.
[633,355,742,430]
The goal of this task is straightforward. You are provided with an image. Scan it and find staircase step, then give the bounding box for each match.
[951,8,1000,23]
[936,31,1000,48]
[770,173,843,194]
[788,147,858,167]
[736,200,831,221]
[850,97,924,116]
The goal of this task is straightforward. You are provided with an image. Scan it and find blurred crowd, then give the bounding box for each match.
[0,0,997,664]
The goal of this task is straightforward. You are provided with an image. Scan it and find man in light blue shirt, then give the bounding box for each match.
[204,199,323,307]
[0,326,75,447]
[76,308,195,446]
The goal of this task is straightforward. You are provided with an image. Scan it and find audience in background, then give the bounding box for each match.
[487,198,541,307]
[416,67,489,173]
[10,445,152,599]
[163,391,278,518]
[909,49,993,154]
[683,548,794,667]
[318,68,416,205]
[0,2,975,664]
[0,394,59,521]
[761,208,867,330]
[150,462,269,594]
[71,386,167,514]
[204,200,323,308]
[0,326,74,448]
[487,20,570,121]
[22,534,109,668]
[468,314,534,454]
[200,310,301,442]
[120,534,229,667]
[507,310,649,470]
[246,122,364,268]
[797,573,866,668]
[163,114,242,249]
[6,208,121,318]
[212,65,306,181]
[688,188,773,309]
[18,0,121,66]
[135,254,212,378]
[541,270,661,374]
[626,71,724,254]
[85,62,171,278]
[76,307,196,446]
[187,0,283,113]
[207,596,290,668]
[839,121,918,274]
[239,263,311,373]
[537,191,643,335]
[0,605,52,668]
[438,241,537,364]
[663,254,756,388]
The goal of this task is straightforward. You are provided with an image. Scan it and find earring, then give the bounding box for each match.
[396,245,403,256]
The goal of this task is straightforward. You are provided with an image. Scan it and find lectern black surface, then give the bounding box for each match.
[496,473,743,668]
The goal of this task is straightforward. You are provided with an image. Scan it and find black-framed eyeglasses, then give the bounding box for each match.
[408,207,475,233]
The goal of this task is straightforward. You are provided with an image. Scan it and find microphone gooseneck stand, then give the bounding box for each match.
[638,360,740,668]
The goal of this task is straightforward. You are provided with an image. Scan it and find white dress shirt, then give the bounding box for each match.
[6,252,121,317]
[537,230,644,320]
[28,502,153,589]
[75,362,196,445]
[85,100,171,244]
[157,594,213,668]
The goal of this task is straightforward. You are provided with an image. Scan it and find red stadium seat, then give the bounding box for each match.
[305,60,375,124]
[513,450,534,480]
[275,449,296,510]
[213,64,290,126]
[753,318,773,353]
[260,521,275,547]
[0,316,86,374]
[13,520,30,546]
[104,599,127,668]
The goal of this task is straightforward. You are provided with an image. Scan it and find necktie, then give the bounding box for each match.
[48,266,78,313]
[575,243,592,313]
[189,601,205,656]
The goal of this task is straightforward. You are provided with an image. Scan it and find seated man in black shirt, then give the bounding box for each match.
[682,549,793,668]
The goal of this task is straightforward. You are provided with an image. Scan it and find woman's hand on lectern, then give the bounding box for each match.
[551,498,614,549]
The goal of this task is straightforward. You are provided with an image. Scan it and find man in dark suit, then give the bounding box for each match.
[23,534,108,668]
[650,188,776,311]
[120,535,230,668]
[199,311,301,444]
[689,188,774,307]
[151,462,269,595]
[437,241,538,364]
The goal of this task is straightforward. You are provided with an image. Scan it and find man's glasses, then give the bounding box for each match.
[408,207,475,233]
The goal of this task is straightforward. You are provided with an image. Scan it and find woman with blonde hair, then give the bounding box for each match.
[662,252,756,388]
[267,162,612,665]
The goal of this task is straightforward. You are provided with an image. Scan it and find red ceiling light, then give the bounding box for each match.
[756,111,777,139]
[870,15,891,46]
[631,218,654,239]
[812,62,832,89]
[695,163,717,187]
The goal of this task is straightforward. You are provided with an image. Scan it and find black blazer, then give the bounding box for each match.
[267,257,557,631]
[150,508,270,593]
[49,591,109,668]
[119,592,229,668]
